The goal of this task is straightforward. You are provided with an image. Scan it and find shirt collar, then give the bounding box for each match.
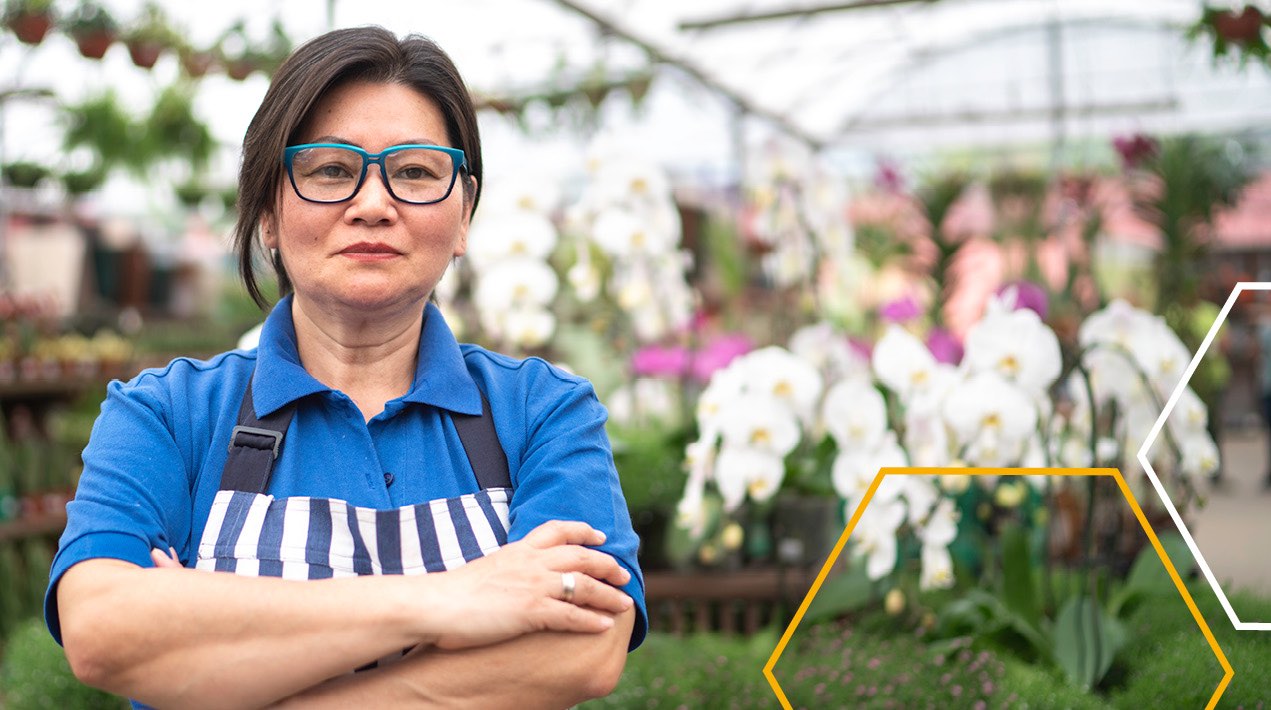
[251,295,482,418]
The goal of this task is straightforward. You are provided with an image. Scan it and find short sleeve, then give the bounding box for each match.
[45,377,195,644]
[503,373,648,651]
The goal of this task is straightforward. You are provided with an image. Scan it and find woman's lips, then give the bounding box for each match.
[338,242,401,261]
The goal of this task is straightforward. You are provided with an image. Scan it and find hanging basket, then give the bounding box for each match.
[179,49,215,78]
[224,57,255,81]
[1213,5,1265,46]
[6,12,53,45]
[73,30,116,60]
[125,39,164,69]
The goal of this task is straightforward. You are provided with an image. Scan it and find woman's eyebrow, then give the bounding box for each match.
[308,135,444,148]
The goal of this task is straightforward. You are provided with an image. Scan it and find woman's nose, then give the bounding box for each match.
[345,168,398,223]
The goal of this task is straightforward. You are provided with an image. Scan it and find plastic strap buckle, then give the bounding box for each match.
[229,425,283,460]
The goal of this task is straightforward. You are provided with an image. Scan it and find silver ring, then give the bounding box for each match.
[561,572,576,603]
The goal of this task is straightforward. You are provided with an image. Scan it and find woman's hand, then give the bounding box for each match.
[430,520,634,650]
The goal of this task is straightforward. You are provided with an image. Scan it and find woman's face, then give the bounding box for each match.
[265,80,471,315]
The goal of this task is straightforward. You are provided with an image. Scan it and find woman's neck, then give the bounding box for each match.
[290,295,424,422]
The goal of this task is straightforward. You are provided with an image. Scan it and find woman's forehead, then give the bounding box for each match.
[298,81,448,146]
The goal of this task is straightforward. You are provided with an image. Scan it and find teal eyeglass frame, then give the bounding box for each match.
[282,143,467,205]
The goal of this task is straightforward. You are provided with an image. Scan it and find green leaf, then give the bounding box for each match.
[1053,595,1128,689]
[1111,532,1195,615]
[1000,522,1040,627]
[802,564,873,623]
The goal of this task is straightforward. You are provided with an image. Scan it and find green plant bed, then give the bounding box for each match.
[591,581,1271,708]
[0,617,125,709]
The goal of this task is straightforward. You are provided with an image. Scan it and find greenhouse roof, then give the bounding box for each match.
[2,0,1269,208]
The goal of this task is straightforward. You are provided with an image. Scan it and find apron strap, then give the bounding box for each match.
[220,377,297,493]
[451,392,512,491]
[220,376,511,494]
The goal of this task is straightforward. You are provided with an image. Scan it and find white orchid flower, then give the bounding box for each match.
[917,498,959,548]
[789,321,869,383]
[942,371,1038,467]
[737,346,825,424]
[920,544,955,590]
[714,445,786,510]
[833,431,908,514]
[478,175,561,217]
[1079,298,1154,350]
[853,498,906,580]
[592,207,676,259]
[873,325,938,402]
[904,406,952,467]
[1127,315,1193,400]
[963,300,1061,394]
[1179,430,1220,480]
[465,211,558,270]
[473,257,559,312]
[1167,386,1209,439]
[821,377,888,452]
[499,307,556,349]
[717,396,802,458]
[900,476,941,527]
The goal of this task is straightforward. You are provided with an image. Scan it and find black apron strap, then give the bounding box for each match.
[220,373,511,494]
[219,377,297,494]
[452,392,512,490]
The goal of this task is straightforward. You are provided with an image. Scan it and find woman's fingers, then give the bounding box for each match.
[521,520,606,549]
[544,545,631,587]
[150,547,181,569]
[552,571,633,615]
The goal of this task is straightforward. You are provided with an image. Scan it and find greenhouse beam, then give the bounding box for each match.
[548,0,824,151]
[679,0,938,31]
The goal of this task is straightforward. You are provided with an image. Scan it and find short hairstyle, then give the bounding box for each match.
[233,26,482,308]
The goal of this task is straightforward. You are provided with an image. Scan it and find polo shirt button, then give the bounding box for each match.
[384,472,395,487]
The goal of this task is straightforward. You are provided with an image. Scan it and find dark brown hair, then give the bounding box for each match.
[233,26,483,308]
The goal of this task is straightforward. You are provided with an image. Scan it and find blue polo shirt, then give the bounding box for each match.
[46,296,647,651]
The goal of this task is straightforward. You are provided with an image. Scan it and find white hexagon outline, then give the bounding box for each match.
[1138,281,1271,631]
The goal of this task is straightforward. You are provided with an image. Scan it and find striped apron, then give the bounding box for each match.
[193,379,512,667]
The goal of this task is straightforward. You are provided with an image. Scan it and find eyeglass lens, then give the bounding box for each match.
[290,146,455,203]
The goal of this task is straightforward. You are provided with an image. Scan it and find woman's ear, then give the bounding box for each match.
[260,215,279,249]
[454,175,478,258]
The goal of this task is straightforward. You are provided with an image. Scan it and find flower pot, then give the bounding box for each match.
[6,12,53,45]
[180,50,215,78]
[1214,5,1265,46]
[126,39,164,69]
[225,58,255,81]
[74,30,115,60]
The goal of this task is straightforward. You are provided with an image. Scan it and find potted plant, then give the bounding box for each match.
[1188,3,1271,66]
[176,38,217,79]
[2,161,49,189]
[122,2,179,70]
[3,0,55,45]
[59,165,107,196]
[63,0,119,60]
[215,20,256,81]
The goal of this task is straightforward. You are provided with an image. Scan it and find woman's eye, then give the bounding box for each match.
[316,164,354,179]
[396,166,435,180]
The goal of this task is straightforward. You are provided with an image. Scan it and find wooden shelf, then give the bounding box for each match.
[0,511,67,543]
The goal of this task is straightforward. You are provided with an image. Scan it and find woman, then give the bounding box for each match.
[48,26,645,708]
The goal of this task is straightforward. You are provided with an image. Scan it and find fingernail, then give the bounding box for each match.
[622,596,633,609]
[601,616,614,628]
[595,531,607,544]
[169,546,178,559]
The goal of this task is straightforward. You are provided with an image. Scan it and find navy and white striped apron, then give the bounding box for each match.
[193,379,512,666]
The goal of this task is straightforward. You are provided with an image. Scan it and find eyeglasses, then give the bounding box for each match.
[283,143,466,205]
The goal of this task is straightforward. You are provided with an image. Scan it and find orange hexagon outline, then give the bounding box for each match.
[762,467,1234,709]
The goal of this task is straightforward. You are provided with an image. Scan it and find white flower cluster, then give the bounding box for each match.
[565,142,694,342]
[1064,299,1217,481]
[462,178,561,349]
[678,346,823,526]
[745,139,854,288]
